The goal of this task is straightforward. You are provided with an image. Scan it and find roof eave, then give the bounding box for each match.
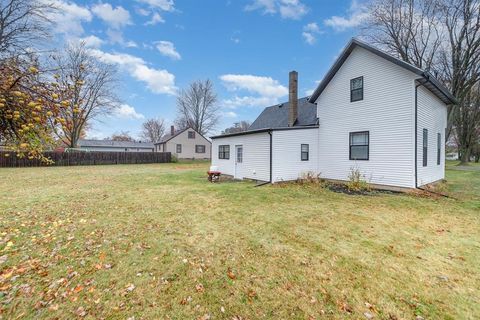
[309,38,457,105]
[210,125,319,139]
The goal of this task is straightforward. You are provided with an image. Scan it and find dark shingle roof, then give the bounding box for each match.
[309,38,457,105]
[248,97,318,130]
[78,139,154,148]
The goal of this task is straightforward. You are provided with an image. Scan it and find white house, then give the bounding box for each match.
[155,126,211,160]
[210,39,456,189]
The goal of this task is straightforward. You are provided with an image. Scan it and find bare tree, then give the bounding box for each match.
[175,79,220,135]
[362,0,480,163]
[222,121,251,134]
[438,0,480,163]
[109,131,134,141]
[51,42,119,148]
[364,0,443,71]
[141,118,165,142]
[0,0,55,56]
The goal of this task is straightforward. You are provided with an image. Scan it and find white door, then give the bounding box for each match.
[234,145,243,179]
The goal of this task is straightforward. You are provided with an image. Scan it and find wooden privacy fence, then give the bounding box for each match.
[0,151,171,167]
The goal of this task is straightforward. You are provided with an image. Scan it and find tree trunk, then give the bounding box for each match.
[459,147,471,165]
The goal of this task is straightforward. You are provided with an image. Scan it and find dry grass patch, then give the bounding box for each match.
[0,162,479,319]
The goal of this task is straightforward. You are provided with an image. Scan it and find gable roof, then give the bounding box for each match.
[248,97,318,130]
[155,127,211,145]
[309,38,457,105]
[78,139,154,148]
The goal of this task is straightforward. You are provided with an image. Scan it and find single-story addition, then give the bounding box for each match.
[210,38,457,189]
[77,139,155,152]
[154,126,211,159]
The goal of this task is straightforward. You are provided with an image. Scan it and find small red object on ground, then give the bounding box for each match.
[207,171,221,182]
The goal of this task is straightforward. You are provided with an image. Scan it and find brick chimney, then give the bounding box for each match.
[288,71,298,127]
[170,125,175,136]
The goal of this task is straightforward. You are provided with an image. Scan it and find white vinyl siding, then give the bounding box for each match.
[211,132,270,181]
[272,128,319,182]
[315,46,417,188]
[417,86,447,186]
[161,128,211,159]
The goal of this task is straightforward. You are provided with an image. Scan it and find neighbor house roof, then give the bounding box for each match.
[155,127,211,145]
[78,139,154,148]
[248,97,318,130]
[309,38,457,105]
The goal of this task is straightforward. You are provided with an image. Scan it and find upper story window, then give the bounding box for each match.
[188,131,195,139]
[350,76,363,102]
[195,145,206,153]
[350,131,369,160]
[176,144,182,153]
[218,145,230,159]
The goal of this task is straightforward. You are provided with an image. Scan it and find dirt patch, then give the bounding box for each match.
[325,183,398,196]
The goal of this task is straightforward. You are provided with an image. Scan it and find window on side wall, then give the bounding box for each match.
[349,131,369,160]
[423,129,428,167]
[350,76,363,102]
[218,145,230,159]
[437,133,441,165]
[188,131,195,139]
[301,144,309,161]
[176,144,182,153]
[196,145,206,153]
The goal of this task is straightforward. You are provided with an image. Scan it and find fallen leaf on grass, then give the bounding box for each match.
[75,306,87,317]
[227,268,236,280]
[195,283,205,293]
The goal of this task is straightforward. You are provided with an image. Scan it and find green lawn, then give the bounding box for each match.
[0,163,479,319]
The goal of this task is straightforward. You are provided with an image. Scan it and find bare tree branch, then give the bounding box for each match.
[51,42,120,148]
[141,118,165,143]
[175,79,220,135]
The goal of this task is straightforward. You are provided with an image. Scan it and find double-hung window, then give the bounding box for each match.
[349,131,369,160]
[196,145,206,153]
[301,144,309,161]
[423,129,428,167]
[437,133,441,165]
[176,144,182,153]
[188,131,195,139]
[218,145,230,159]
[350,76,363,102]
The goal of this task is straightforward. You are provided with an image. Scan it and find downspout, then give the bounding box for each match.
[415,75,429,188]
[268,129,273,183]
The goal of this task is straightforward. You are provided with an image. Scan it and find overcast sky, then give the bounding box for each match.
[50,0,362,138]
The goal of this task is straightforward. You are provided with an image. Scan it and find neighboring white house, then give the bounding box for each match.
[154,126,211,160]
[210,38,456,189]
[77,139,154,152]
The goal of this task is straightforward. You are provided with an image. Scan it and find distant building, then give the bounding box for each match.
[154,126,211,159]
[77,139,154,152]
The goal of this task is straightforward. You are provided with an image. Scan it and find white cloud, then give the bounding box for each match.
[105,29,137,47]
[302,22,321,45]
[324,0,369,31]
[155,41,181,60]
[220,74,288,97]
[116,104,145,119]
[43,0,92,36]
[137,0,175,11]
[222,111,238,118]
[89,49,177,95]
[79,35,104,48]
[145,12,165,25]
[92,3,132,29]
[219,74,288,108]
[245,0,308,20]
